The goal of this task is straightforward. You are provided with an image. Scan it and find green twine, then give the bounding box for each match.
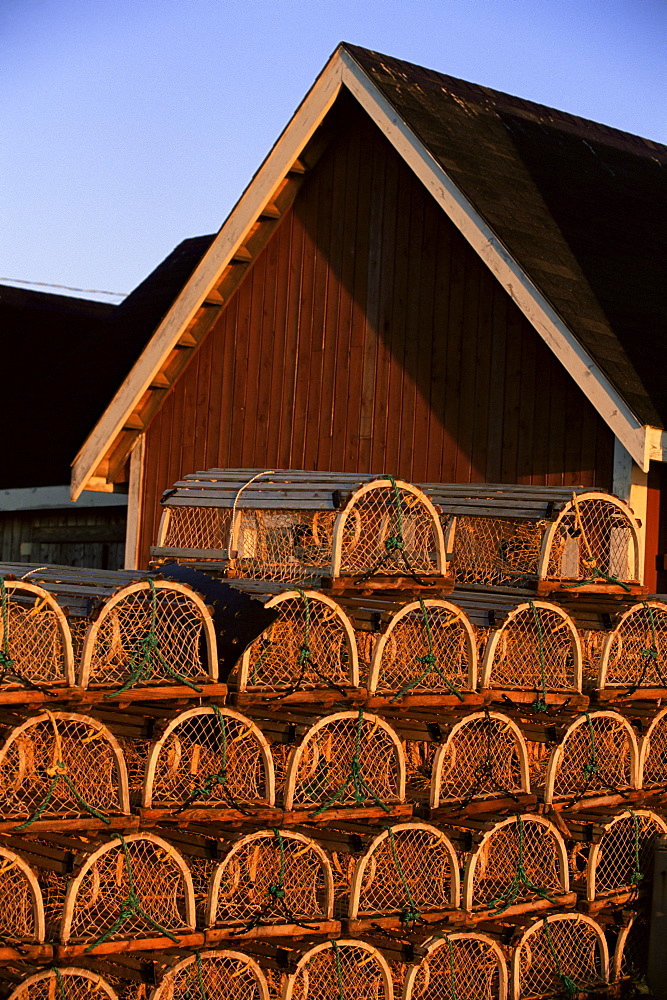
[542,917,581,998]
[331,940,345,1000]
[53,969,67,1000]
[311,709,390,817]
[488,814,555,914]
[562,565,631,591]
[634,602,667,689]
[391,599,464,702]
[627,809,644,885]
[445,937,459,1000]
[194,951,207,1000]
[583,712,599,779]
[387,826,422,927]
[104,579,203,699]
[529,602,548,714]
[84,834,180,952]
[0,579,13,674]
[176,705,248,813]
[384,476,405,554]
[13,759,111,830]
[267,828,287,900]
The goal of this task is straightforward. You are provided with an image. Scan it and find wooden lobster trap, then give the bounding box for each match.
[480,601,582,706]
[429,711,530,809]
[610,910,649,987]
[283,711,406,816]
[236,590,359,695]
[597,600,667,693]
[142,706,275,817]
[0,844,45,943]
[282,939,394,1000]
[0,576,74,692]
[366,600,477,701]
[403,933,508,1000]
[639,705,667,789]
[152,470,449,591]
[419,484,643,595]
[149,951,269,1000]
[4,969,119,1000]
[348,822,459,929]
[542,711,639,807]
[575,809,667,902]
[0,710,130,829]
[511,913,609,999]
[206,829,334,934]
[462,815,569,915]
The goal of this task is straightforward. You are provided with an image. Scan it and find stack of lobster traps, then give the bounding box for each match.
[1,469,665,999]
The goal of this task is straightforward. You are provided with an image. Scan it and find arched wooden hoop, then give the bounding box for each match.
[430,711,531,809]
[156,508,171,546]
[598,600,667,689]
[206,828,335,927]
[7,969,119,1000]
[283,711,406,811]
[402,932,508,1000]
[480,600,582,693]
[78,580,218,687]
[331,479,447,578]
[149,950,270,1000]
[585,809,667,902]
[142,705,275,808]
[282,939,394,1000]
[610,912,646,983]
[367,599,477,694]
[543,710,640,806]
[511,913,609,1000]
[462,814,569,910]
[0,844,46,942]
[0,580,75,685]
[638,705,667,788]
[238,589,359,690]
[60,832,196,944]
[348,822,460,918]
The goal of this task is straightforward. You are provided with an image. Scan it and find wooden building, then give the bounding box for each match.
[69,44,667,588]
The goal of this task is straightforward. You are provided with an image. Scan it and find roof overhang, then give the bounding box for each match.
[71,45,660,498]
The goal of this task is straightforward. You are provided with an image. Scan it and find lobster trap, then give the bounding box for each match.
[598,600,667,690]
[511,914,609,999]
[610,911,649,985]
[282,939,393,1000]
[543,711,639,806]
[480,601,582,702]
[581,809,667,901]
[283,711,406,813]
[462,815,568,913]
[236,590,359,693]
[0,845,45,943]
[0,711,130,827]
[429,712,530,809]
[206,829,334,931]
[0,577,74,690]
[639,705,667,788]
[142,706,275,812]
[419,485,642,595]
[367,599,477,699]
[152,470,449,590]
[403,932,508,1000]
[5,970,119,1000]
[149,951,269,1000]
[348,822,459,926]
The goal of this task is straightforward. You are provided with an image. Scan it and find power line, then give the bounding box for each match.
[0,277,127,297]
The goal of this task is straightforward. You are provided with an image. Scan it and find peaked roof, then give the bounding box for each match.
[71,44,666,496]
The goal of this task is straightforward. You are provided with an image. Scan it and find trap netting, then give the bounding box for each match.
[545,494,640,588]
[462,815,568,912]
[447,516,545,589]
[6,970,119,1000]
[206,829,333,929]
[481,602,581,700]
[150,951,269,1000]
[159,505,234,554]
[349,823,459,925]
[585,809,667,901]
[143,706,275,810]
[0,578,74,688]
[368,600,476,698]
[238,591,358,693]
[430,712,529,808]
[283,711,405,813]
[0,711,130,825]
[403,933,508,1000]
[59,833,195,946]
[543,711,639,806]
[639,706,667,788]
[611,911,649,984]
[283,940,393,1000]
[0,846,44,943]
[229,509,338,584]
[599,601,667,689]
[79,580,216,693]
[512,914,608,1000]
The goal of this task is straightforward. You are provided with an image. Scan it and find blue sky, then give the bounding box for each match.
[2,0,665,302]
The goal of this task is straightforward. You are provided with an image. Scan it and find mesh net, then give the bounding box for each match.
[579,630,605,687]
[449,516,544,589]
[547,498,636,584]
[162,506,233,552]
[485,604,577,692]
[0,852,39,942]
[373,603,472,696]
[243,594,354,692]
[616,913,649,982]
[550,714,635,802]
[592,812,664,896]
[469,818,562,910]
[148,710,271,809]
[230,510,337,584]
[288,943,389,1000]
[210,832,330,927]
[517,918,605,999]
[8,972,117,1000]
[404,740,436,798]
[0,715,125,822]
[525,739,552,793]
[641,711,667,787]
[433,714,526,805]
[153,954,267,1000]
[407,936,504,1000]
[602,602,667,688]
[85,585,210,688]
[0,583,68,686]
[287,715,403,811]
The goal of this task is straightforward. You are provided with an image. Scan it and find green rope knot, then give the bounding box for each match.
[384,535,404,552]
[391,598,464,703]
[417,653,437,667]
[267,884,285,899]
[628,809,644,884]
[542,917,582,999]
[583,762,599,776]
[311,709,390,816]
[297,644,312,665]
[530,698,548,714]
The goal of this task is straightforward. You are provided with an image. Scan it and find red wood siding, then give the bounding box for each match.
[138,103,614,563]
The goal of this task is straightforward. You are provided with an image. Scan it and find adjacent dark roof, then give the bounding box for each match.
[343,44,667,427]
